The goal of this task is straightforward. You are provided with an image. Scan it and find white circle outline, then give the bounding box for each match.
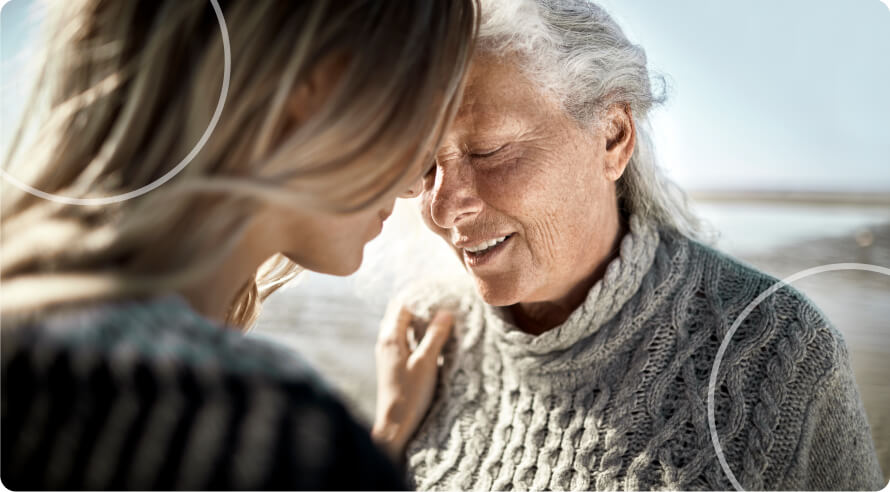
[0,0,231,206]
[708,262,890,491]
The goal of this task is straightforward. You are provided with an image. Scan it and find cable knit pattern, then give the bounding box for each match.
[400,214,885,490]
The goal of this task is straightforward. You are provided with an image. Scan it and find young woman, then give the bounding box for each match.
[1,1,475,489]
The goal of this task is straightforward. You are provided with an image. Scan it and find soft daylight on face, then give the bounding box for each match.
[259,53,398,278]
[269,198,394,276]
[420,52,634,307]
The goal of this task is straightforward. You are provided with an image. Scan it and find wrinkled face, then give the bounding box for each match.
[419,53,630,306]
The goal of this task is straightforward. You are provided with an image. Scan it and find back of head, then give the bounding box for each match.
[0,0,477,325]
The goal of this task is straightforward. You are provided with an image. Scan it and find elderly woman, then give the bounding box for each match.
[379,0,885,490]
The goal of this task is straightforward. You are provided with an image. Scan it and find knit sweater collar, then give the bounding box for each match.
[482,213,660,359]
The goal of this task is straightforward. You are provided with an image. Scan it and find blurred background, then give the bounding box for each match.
[3,0,888,481]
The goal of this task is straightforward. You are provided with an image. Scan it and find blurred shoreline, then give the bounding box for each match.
[688,189,890,207]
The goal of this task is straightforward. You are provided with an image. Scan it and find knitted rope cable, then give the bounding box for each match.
[402,214,883,490]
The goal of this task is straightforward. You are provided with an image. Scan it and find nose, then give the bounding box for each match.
[399,177,423,199]
[428,162,483,228]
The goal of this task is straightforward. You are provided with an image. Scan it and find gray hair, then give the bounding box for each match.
[477,0,708,240]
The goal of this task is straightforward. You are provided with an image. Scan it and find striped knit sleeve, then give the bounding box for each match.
[1,324,406,490]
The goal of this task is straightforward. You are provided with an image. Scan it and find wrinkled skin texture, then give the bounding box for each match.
[418,53,636,333]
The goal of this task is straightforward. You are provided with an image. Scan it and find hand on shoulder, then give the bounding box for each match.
[372,301,454,461]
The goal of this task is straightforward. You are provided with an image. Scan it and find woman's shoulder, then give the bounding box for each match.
[2,294,324,386]
[665,235,883,489]
[1,295,405,489]
[672,232,847,377]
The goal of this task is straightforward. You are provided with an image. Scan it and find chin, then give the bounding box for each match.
[284,249,363,276]
[472,274,525,307]
[328,251,363,276]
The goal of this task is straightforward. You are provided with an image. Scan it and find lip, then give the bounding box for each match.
[368,219,384,240]
[462,234,513,268]
[454,233,514,249]
[370,208,392,240]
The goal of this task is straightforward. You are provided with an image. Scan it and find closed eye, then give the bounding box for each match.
[470,145,505,158]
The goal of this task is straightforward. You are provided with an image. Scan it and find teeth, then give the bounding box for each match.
[465,235,508,253]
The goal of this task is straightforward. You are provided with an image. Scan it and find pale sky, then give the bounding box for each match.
[2,0,889,191]
[598,0,890,191]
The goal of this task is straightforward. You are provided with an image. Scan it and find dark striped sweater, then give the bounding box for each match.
[1,295,404,490]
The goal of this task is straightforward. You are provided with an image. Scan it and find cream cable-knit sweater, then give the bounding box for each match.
[400,215,884,491]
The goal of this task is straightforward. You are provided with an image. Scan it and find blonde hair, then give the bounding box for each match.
[1,0,477,327]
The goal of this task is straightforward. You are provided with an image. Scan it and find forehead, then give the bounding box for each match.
[449,53,560,137]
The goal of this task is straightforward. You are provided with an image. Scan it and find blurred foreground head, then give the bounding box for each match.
[1,0,477,325]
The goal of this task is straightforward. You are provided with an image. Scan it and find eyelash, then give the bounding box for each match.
[424,145,508,180]
[470,145,505,159]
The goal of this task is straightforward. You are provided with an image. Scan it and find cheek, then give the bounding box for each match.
[489,161,598,263]
[520,208,569,269]
[339,213,378,243]
[322,217,371,273]
[274,206,380,276]
[419,193,449,239]
[313,213,373,255]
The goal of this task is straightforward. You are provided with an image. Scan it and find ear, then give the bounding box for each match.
[285,82,314,125]
[601,104,636,182]
[285,54,349,126]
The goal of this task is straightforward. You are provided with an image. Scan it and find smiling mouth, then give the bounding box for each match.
[463,233,514,266]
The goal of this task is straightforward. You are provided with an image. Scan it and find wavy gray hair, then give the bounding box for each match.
[478,0,707,239]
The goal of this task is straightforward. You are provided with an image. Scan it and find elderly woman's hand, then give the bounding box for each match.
[372,303,453,462]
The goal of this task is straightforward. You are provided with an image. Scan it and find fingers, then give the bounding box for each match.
[414,310,454,361]
[394,307,411,346]
[378,303,412,355]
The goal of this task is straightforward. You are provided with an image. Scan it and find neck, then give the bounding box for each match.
[509,212,628,336]
[179,221,274,329]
